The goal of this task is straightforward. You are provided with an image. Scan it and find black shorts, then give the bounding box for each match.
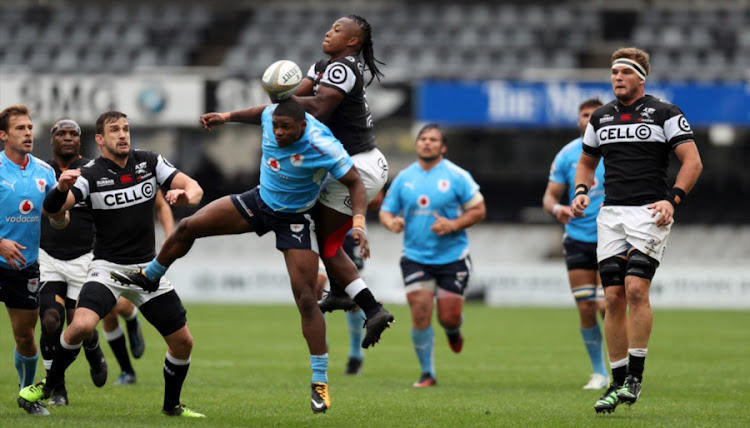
[400,256,471,295]
[231,187,318,252]
[0,262,41,309]
[78,282,186,337]
[562,236,599,271]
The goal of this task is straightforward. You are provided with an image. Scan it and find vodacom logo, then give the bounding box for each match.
[19,199,33,215]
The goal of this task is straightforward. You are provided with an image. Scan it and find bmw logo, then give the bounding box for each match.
[138,85,168,114]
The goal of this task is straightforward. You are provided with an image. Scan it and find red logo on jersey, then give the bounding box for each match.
[290,154,304,167]
[620,114,631,121]
[120,174,133,183]
[268,158,281,172]
[36,178,47,193]
[417,195,430,208]
[19,199,33,214]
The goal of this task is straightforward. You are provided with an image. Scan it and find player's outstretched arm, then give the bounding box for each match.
[200,105,267,130]
[292,85,345,122]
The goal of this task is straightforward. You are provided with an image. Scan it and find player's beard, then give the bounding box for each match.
[418,154,441,163]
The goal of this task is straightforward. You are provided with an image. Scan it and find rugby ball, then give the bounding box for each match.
[261,60,303,101]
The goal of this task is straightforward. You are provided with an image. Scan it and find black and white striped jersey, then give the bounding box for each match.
[70,150,178,264]
[40,156,96,260]
[582,95,695,206]
[306,55,377,156]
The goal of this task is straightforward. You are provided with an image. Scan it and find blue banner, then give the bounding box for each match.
[417,80,750,128]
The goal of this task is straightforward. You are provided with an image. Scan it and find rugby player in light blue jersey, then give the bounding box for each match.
[0,105,60,416]
[543,98,608,390]
[379,124,486,388]
[112,99,370,414]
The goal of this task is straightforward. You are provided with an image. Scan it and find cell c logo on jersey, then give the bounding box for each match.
[19,199,33,215]
[635,125,652,140]
[678,116,691,132]
[417,194,430,208]
[327,64,347,84]
[268,157,281,172]
[142,182,155,199]
[36,178,47,193]
[437,179,450,193]
[290,154,304,167]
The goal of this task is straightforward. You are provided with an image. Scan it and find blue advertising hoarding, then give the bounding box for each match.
[417,80,750,128]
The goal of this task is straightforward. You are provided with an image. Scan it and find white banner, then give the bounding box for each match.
[482,264,750,309]
[157,226,750,309]
[167,258,750,309]
[0,74,204,126]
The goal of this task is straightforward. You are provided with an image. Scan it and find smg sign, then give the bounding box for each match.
[4,75,117,122]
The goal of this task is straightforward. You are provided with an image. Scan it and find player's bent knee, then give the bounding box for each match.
[40,294,65,332]
[571,285,597,302]
[599,256,627,287]
[626,249,660,281]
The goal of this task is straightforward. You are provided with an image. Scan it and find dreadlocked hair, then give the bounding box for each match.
[348,14,385,86]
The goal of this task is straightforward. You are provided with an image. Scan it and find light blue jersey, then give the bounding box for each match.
[549,137,605,243]
[381,159,479,265]
[259,106,353,212]
[0,151,57,269]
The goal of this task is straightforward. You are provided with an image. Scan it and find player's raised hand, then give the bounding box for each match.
[200,112,229,131]
[57,168,81,192]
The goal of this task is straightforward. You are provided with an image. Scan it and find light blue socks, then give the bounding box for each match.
[581,324,607,375]
[15,348,38,389]
[144,259,168,281]
[411,326,435,377]
[346,309,364,359]
[311,354,328,384]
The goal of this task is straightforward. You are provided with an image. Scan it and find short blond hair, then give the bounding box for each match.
[612,47,650,76]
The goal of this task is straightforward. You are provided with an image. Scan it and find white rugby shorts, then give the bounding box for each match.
[84,259,174,306]
[596,205,673,263]
[39,249,94,300]
[318,148,388,215]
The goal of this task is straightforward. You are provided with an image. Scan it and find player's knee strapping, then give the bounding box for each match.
[39,291,66,334]
[571,285,597,302]
[599,256,627,287]
[625,249,660,281]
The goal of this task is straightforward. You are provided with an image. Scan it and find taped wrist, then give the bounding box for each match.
[352,214,366,232]
[668,187,686,208]
[574,184,589,198]
[44,187,69,213]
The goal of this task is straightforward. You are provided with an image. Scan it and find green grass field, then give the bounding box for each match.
[1,304,748,427]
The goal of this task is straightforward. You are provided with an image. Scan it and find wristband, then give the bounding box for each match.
[352,214,366,231]
[552,204,562,216]
[43,187,69,213]
[574,184,589,198]
[351,227,366,235]
[668,187,686,208]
